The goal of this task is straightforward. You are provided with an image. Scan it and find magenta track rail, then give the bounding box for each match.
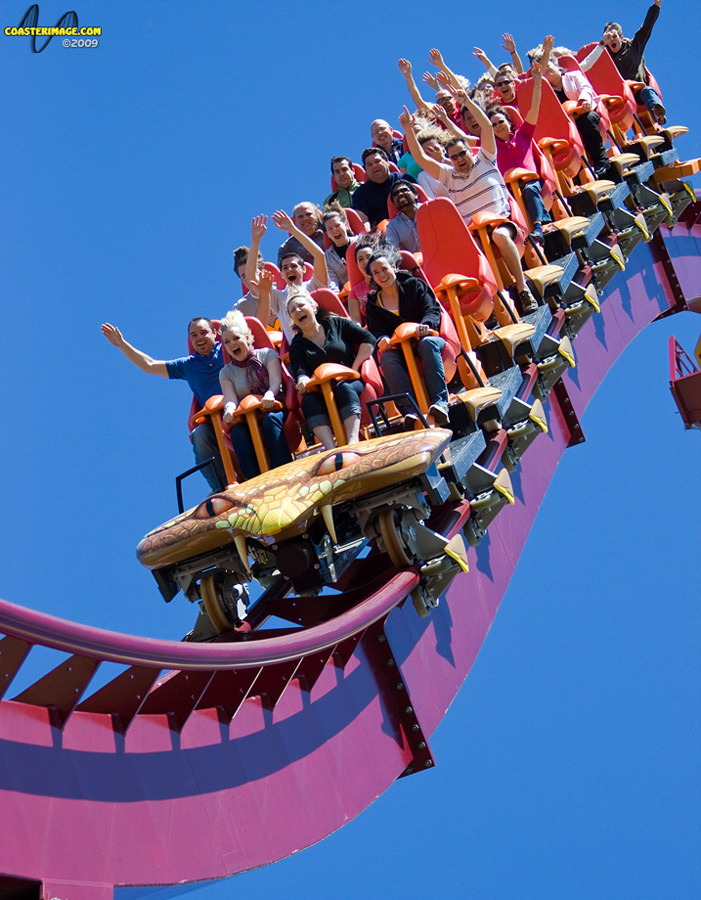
[1,204,700,900]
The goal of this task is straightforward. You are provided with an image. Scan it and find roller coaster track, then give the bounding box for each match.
[1,197,699,899]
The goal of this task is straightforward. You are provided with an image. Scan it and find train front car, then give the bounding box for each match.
[137,428,468,633]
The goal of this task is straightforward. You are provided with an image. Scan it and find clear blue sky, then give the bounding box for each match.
[1,1,699,898]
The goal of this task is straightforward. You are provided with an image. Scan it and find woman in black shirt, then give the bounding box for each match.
[365,252,450,428]
[287,290,375,449]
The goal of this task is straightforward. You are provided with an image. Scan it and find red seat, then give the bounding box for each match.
[417,198,497,325]
[577,43,661,134]
[516,76,585,184]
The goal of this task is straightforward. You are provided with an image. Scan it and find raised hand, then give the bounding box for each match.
[501,33,516,54]
[543,34,554,54]
[101,323,124,347]
[257,269,274,294]
[454,87,468,106]
[251,214,267,240]
[473,47,489,63]
[430,102,450,124]
[429,48,445,69]
[435,70,449,89]
[531,60,543,80]
[272,210,294,233]
[248,267,273,293]
[422,71,439,90]
[398,58,412,76]
[398,105,414,131]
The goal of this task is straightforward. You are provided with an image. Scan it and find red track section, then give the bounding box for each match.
[1,205,700,898]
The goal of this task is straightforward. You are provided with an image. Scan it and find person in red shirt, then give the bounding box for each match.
[488,47,553,243]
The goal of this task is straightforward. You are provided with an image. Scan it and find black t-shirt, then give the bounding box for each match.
[289,315,376,380]
[351,172,415,228]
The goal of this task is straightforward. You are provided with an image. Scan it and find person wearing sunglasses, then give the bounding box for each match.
[401,79,539,316]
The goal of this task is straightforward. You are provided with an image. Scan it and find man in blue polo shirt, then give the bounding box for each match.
[101,318,226,491]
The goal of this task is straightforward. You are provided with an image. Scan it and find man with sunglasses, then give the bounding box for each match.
[401,92,538,316]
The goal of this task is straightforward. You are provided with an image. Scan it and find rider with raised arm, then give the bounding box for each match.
[276,202,325,266]
[602,0,665,123]
[245,212,329,342]
[489,39,554,243]
[402,49,538,315]
[100,318,226,492]
[473,33,525,79]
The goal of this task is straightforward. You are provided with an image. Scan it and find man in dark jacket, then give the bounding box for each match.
[602,0,665,123]
[351,148,415,229]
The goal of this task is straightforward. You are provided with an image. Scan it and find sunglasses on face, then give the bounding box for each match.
[496,80,513,88]
[448,149,468,161]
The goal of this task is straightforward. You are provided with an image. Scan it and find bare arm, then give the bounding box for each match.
[525,61,543,126]
[261,356,282,410]
[398,58,430,114]
[428,48,464,95]
[248,268,273,331]
[455,87,496,155]
[540,33,554,72]
[272,210,328,285]
[101,324,168,377]
[400,107,443,181]
[245,215,267,294]
[473,46,497,78]
[422,70,440,91]
[220,376,241,424]
[431,100,478,145]
[501,33,524,75]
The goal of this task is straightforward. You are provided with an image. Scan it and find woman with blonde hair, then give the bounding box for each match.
[219,311,292,479]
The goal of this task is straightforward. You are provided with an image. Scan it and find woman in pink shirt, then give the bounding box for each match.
[488,55,551,243]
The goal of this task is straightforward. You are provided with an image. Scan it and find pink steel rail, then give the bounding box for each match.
[1,201,700,900]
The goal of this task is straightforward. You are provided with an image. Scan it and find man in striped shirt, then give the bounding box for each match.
[401,89,538,315]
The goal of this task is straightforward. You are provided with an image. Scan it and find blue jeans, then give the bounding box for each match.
[302,379,364,430]
[522,180,551,227]
[230,411,292,480]
[380,336,448,414]
[191,423,226,492]
[635,85,662,112]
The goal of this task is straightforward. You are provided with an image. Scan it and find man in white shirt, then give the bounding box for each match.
[401,92,538,315]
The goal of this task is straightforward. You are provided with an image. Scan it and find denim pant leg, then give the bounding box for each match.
[301,391,330,431]
[190,422,225,491]
[229,423,260,480]
[260,410,293,469]
[380,347,414,414]
[635,85,662,112]
[521,180,551,225]
[575,111,609,170]
[417,336,448,407]
[334,379,364,421]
